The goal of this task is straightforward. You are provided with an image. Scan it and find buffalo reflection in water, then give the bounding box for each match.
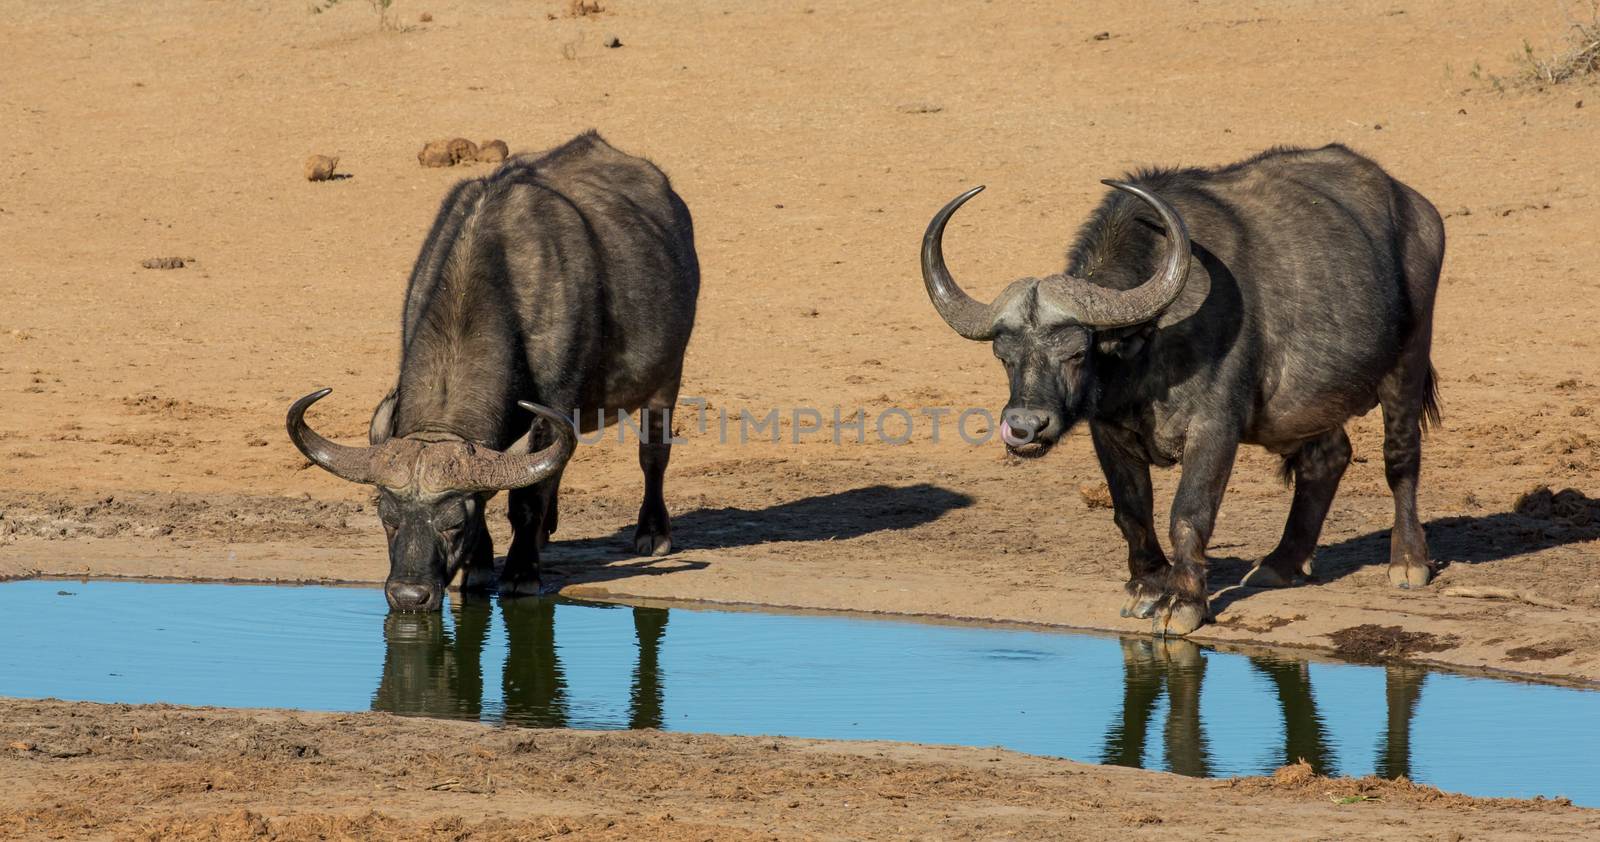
[1101,638,1426,779]
[375,604,1426,779]
[372,597,667,728]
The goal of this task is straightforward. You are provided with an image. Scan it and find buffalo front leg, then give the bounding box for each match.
[1101,638,1163,767]
[1160,639,1211,777]
[1156,422,1239,636]
[504,474,561,596]
[1376,664,1426,779]
[1092,424,1169,619]
[1244,427,1352,588]
[633,404,674,556]
[459,520,497,593]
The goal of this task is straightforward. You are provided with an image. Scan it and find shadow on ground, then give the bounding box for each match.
[539,482,974,587]
[1208,488,1600,614]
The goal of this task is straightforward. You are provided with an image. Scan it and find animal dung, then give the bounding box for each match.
[417,140,451,167]
[477,139,509,163]
[419,137,508,167]
[603,35,623,48]
[140,257,187,270]
[417,139,455,167]
[303,154,340,182]
[1078,482,1114,510]
[446,137,480,164]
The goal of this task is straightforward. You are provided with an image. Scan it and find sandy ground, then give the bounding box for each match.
[2,0,1599,834]
[3,698,1597,841]
[3,0,1597,680]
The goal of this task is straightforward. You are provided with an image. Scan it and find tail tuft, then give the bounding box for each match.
[1421,365,1442,432]
[1277,454,1297,488]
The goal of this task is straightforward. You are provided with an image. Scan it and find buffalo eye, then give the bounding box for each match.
[991,332,1017,353]
[435,506,467,536]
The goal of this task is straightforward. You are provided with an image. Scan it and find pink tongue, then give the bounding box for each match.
[1000,419,1026,447]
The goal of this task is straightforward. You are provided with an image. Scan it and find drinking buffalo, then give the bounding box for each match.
[921,144,1443,635]
[288,131,700,611]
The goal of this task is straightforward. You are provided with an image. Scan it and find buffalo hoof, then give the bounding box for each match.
[460,564,498,593]
[1152,597,1209,637]
[1241,563,1306,589]
[1389,562,1433,589]
[634,532,673,557]
[499,574,543,597]
[1120,579,1165,619]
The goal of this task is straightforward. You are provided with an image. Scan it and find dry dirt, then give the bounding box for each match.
[3,699,1597,842]
[2,0,1599,835]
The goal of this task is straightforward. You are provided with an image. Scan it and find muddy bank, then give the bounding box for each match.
[2,699,1594,841]
[2,481,1597,686]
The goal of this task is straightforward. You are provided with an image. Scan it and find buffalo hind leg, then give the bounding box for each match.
[1155,421,1239,636]
[1384,180,1443,588]
[1380,360,1435,588]
[1244,428,1352,588]
[634,401,675,557]
[1092,424,1169,619]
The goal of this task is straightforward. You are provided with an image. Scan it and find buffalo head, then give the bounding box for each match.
[920,181,1190,457]
[286,389,576,611]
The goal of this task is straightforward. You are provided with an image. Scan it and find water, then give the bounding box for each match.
[2,579,1595,805]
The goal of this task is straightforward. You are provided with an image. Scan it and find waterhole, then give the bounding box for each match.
[2,579,1595,804]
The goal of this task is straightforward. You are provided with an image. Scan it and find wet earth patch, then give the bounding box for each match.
[1327,624,1460,661]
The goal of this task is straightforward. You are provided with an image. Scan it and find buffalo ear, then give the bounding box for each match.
[1095,327,1149,360]
[369,389,398,445]
[1095,252,1209,359]
[1154,253,1210,329]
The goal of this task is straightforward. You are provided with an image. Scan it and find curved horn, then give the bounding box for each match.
[428,401,578,493]
[1040,179,1192,329]
[922,186,1001,340]
[286,388,388,485]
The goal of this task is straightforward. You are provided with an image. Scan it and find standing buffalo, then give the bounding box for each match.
[288,131,700,611]
[922,144,1443,635]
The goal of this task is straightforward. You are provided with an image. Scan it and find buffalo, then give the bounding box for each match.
[288,131,700,611]
[922,144,1443,635]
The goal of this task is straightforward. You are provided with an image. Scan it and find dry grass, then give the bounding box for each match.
[1519,1,1600,84]
[310,0,400,31]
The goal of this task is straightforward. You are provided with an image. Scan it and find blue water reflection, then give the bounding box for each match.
[0,579,1594,804]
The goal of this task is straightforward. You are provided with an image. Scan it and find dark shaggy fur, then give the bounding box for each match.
[971,144,1445,633]
[367,131,700,607]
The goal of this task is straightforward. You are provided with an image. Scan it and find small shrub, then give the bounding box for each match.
[312,0,399,31]
[1518,1,1600,84]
